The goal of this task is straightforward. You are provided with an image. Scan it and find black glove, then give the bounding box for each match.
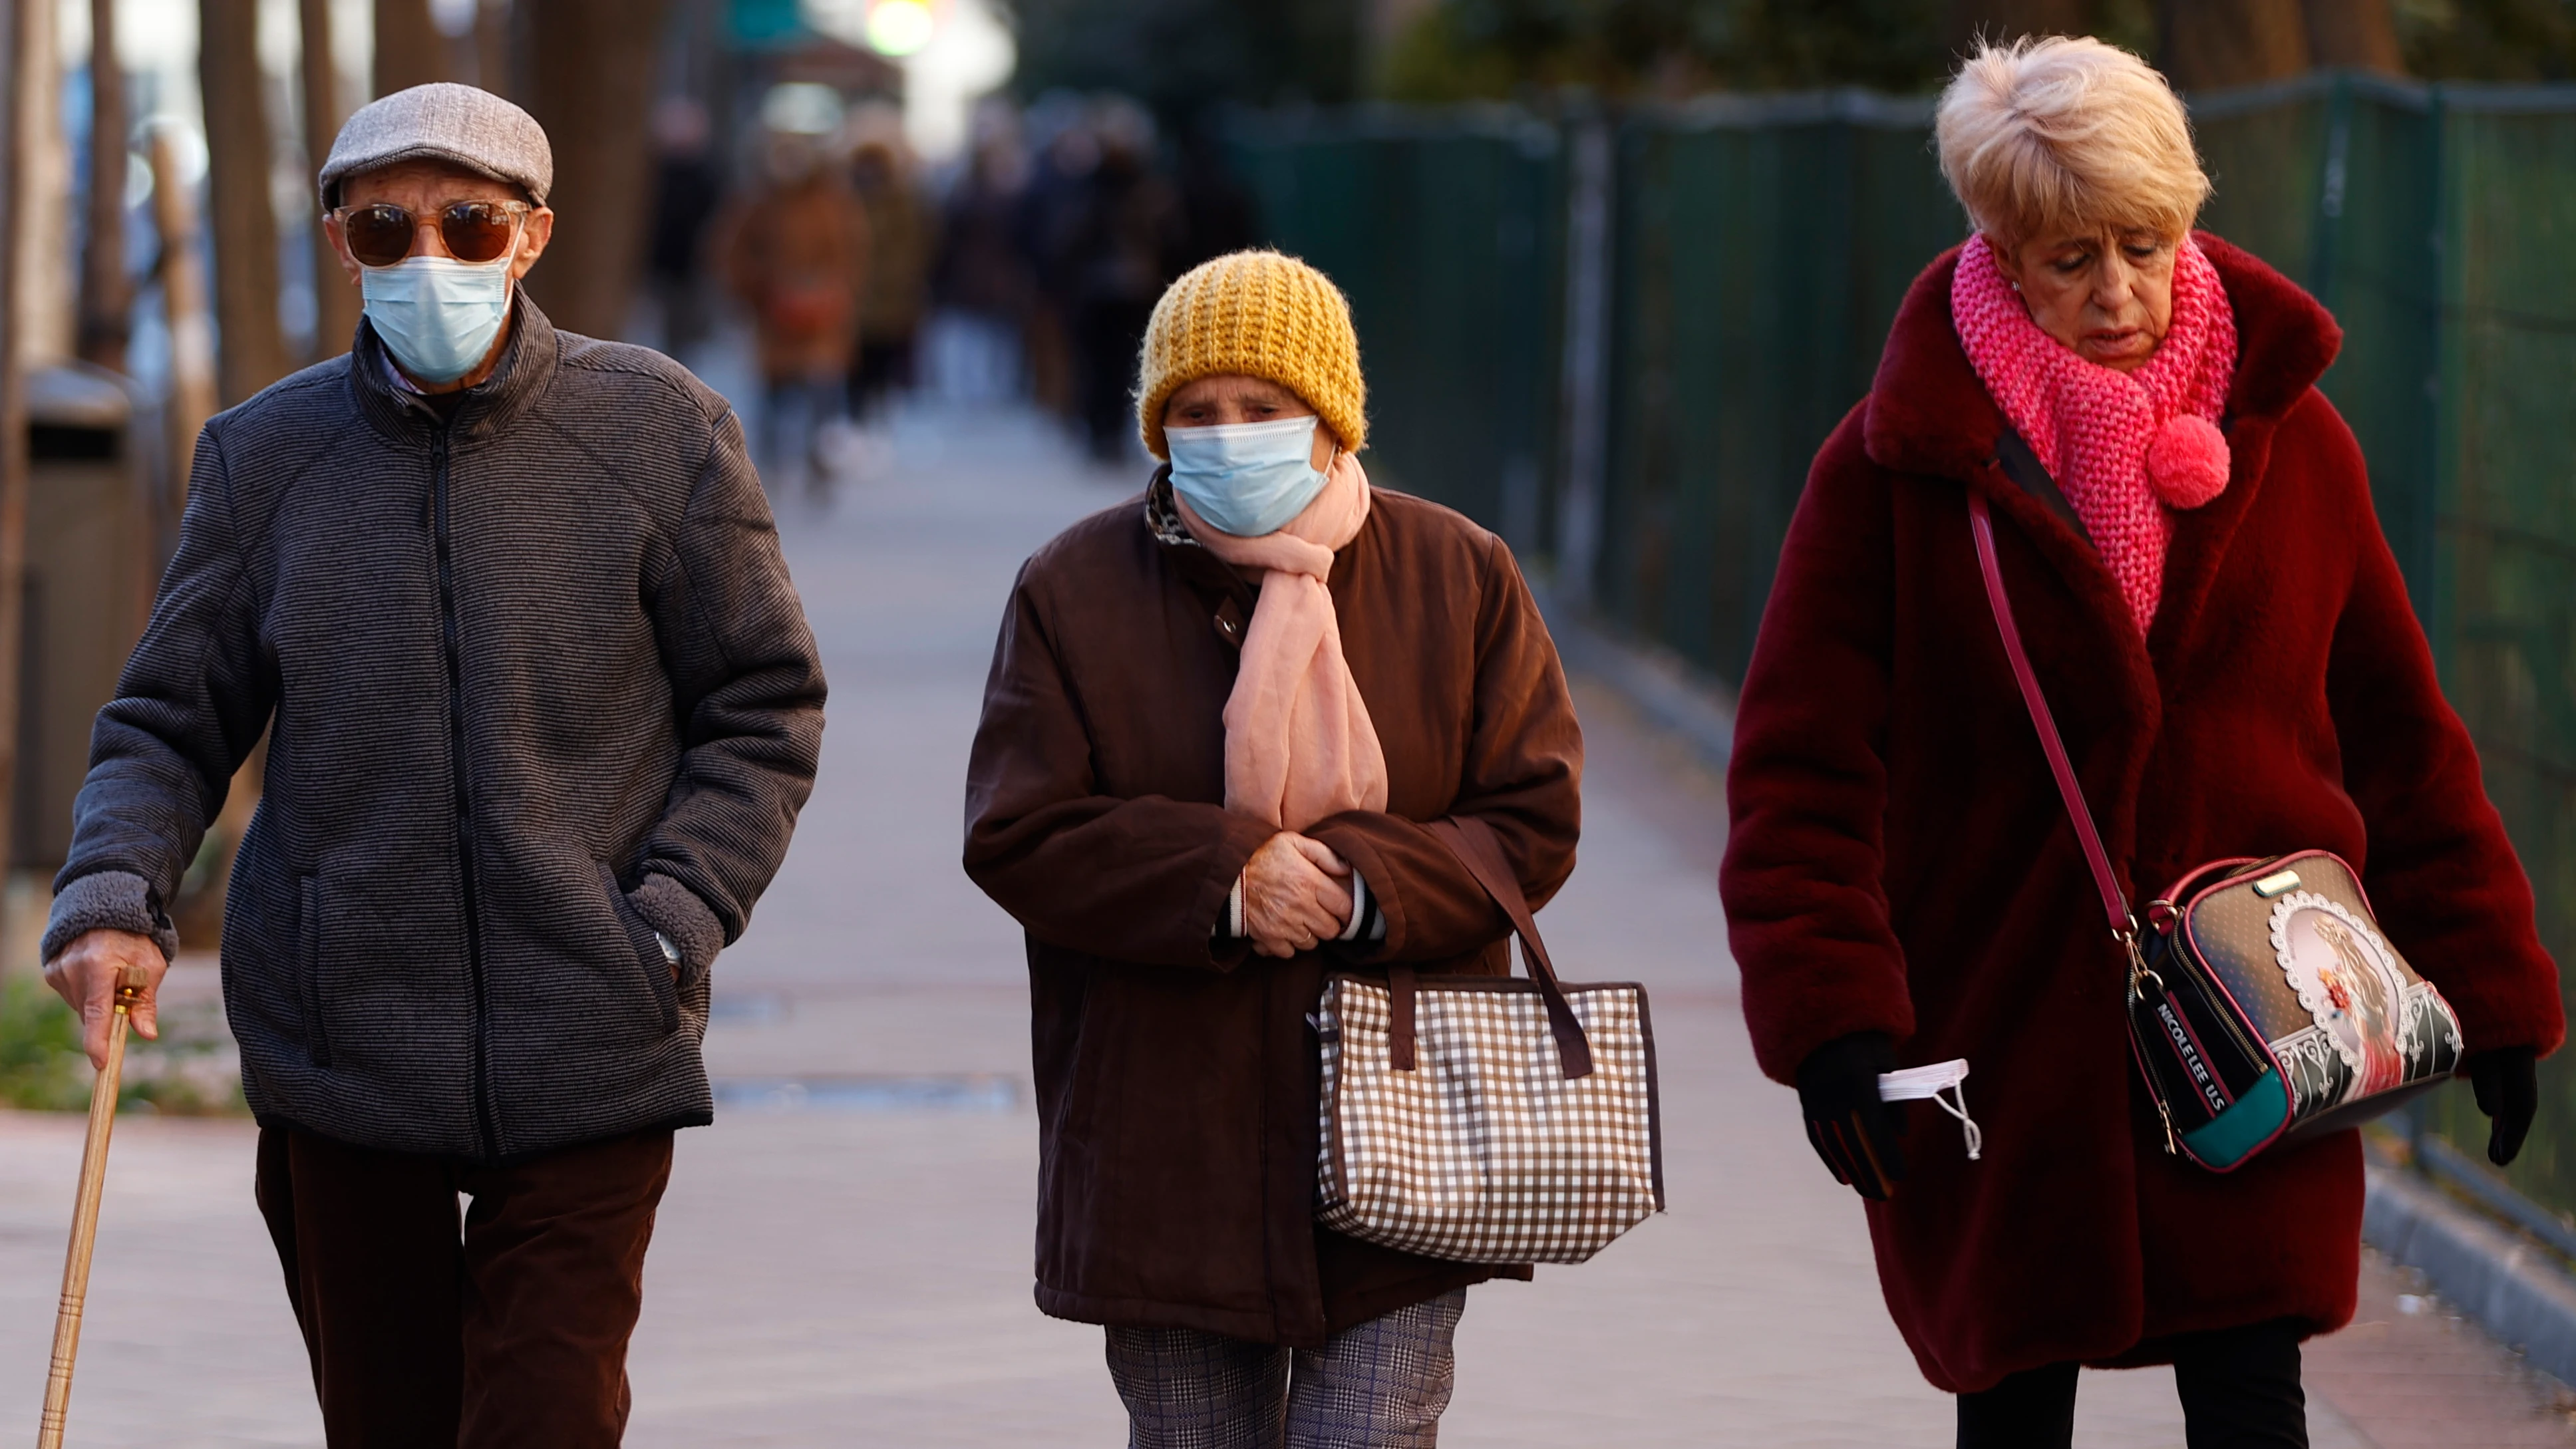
[1796,1031,1907,1201]
[2468,1046,2539,1167]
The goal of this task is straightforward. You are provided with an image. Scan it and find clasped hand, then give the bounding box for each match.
[1242,832,1353,958]
[43,927,168,1070]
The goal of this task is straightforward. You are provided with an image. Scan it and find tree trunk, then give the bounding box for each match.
[373,0,450,96]
[148,128,218,512]
[11,0,69,363]
[300,0,362,358]
[1945,0,2093,50]
[2158,0,2310,90]
[78,0,130,374]
[0,0,45,952]
[474,0,514,98]
[520,0,671,339]
[201,0,291,406]
[2305,0,2404,74]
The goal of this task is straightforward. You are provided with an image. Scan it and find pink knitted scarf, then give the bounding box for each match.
[1176,450,1390,831]
[1950,233,2240,633]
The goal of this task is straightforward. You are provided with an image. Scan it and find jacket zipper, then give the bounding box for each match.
[430,426,500,1160]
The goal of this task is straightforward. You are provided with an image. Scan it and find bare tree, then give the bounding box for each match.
[474,0,514,96]
[1,0,47,931]
[374,0,451,96]
[2159,0,2310,88]
[202,0,292,406]
[2305,0,2404,73]
[300,0,362,359]
[521,0,671,339]
[78,0,130,374]
[10,0,69,361]
[147,126,218,510]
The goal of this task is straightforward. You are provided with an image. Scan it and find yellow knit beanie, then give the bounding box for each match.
[1134,250,1367,461]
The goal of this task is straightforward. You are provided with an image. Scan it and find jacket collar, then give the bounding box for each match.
[1144,467,1258,608]
[1861,231,2340,485]
[349,287,562,446]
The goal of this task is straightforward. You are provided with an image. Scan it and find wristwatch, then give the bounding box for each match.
[654,931,681,967]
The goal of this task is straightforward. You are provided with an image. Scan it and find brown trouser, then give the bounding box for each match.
[254,1124,675,1448]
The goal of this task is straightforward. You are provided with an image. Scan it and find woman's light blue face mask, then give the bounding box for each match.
[1166,416,1330,537]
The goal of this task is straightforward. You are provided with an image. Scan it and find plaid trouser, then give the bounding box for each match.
[1104,1290,1468,1449]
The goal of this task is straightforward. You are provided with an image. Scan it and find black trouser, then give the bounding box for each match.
[255,1124,675,1448]
[1957,1319,2307,1449]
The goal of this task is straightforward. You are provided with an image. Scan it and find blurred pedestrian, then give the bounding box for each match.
[847,134,932,419]
[927,109,1035,400]
[1014,98,1098,422]
[41,82,825,1448]
[645,96,723,363]
[964,251,1583,1447]
[715,128,871,492]
[1059,100,1184,462]
[1719,37,2560,1448]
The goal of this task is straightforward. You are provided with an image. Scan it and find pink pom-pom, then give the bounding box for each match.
[2148,415,2230,508]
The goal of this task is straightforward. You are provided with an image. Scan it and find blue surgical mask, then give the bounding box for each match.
[1166,416,1331,537]
[361,254,514,385]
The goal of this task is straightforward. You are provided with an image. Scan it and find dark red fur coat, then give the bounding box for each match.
[1720,235,2564,1392]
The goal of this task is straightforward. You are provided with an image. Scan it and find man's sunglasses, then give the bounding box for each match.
[335,200,532,268]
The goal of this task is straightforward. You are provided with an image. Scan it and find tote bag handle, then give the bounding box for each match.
[1969,491,2137,940]
[1376,817,1595,1080]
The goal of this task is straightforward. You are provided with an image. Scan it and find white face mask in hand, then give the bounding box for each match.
[362,253,514,385]
[1879,1058,1981,1162]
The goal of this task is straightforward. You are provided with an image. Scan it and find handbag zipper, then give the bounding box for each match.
[2196,971,2270,1064]
[2144,899,2272,1074]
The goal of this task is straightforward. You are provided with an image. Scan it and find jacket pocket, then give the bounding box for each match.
[601,862,680,1035]
[298,874,331,1070]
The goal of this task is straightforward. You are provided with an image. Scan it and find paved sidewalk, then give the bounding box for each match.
[0,400,2567,1445]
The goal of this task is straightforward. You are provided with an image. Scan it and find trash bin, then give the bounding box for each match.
[15,364,156,871]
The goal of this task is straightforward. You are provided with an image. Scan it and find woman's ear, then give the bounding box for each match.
[1987,234,2024,293]
[1310,422,1341,473]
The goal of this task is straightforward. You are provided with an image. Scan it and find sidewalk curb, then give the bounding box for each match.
[2364,1164,2576,1384]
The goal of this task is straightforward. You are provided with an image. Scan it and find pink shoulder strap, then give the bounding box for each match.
[1967,491,2136,937]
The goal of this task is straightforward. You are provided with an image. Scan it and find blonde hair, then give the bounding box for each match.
[1936,35,2211,248]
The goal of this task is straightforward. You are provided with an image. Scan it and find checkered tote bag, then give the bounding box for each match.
[1315,818,1664,1264]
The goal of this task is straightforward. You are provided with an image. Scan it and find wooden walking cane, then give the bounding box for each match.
[35,964,148,1449]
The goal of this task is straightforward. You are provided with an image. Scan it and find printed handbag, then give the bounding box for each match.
[1313,817,1664,1263]
[1970,492,2464,1172]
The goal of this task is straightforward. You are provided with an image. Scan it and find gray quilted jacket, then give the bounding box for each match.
[44,299,826,1161]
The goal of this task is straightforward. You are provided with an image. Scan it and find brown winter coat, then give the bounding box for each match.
[964,478,1583,1347]
[715,172,870,383]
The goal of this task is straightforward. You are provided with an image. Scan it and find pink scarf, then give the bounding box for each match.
[1950,233,2239,633]
[1176,450,1390,830]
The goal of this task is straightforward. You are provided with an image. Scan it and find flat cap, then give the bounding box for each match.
[319,82,554,208]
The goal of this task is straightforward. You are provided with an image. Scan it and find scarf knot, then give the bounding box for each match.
[1176,450,1389,830]
[1950,234,2240,634]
